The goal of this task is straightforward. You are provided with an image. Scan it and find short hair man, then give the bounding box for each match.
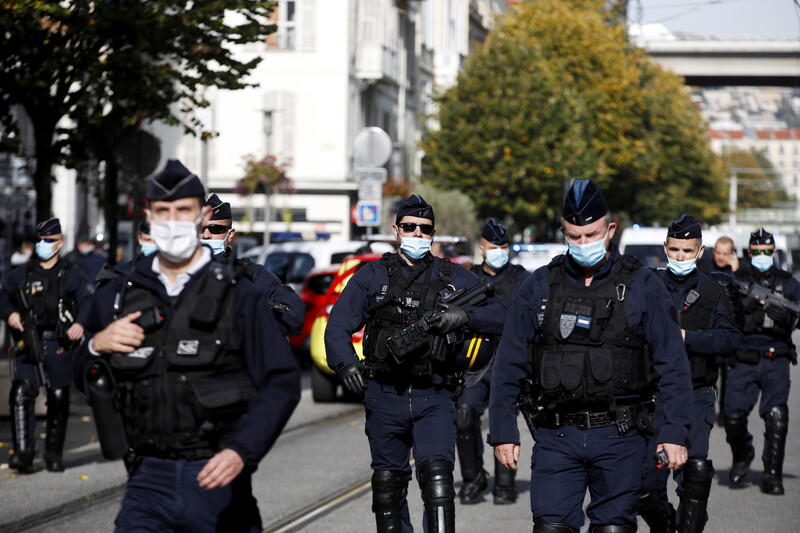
[489,179,693,532]
[77,159,301,531]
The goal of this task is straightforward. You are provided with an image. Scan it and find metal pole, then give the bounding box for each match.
[728,173,737,233]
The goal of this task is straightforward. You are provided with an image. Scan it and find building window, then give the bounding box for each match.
[267,0,297,50]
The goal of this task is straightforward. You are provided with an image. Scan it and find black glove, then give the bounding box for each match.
[765,302,789,324]
[428,304,469,334]
[337,363,366,394]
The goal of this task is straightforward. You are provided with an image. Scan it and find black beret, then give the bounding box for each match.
[481,218,509,245]
[205,193,232,221]
[138,219,150,235]
[750,227,774,246]
[667,214,702,240]
[36,218,61,236]
[562,179,609,226]
[146,159,205,202]
[395,194,435,223]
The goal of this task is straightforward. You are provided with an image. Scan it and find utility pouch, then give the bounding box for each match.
[735,349,760,365]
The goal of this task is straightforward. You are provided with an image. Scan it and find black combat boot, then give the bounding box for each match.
[724,414,754,487]
[455,404,488,504]
[9,379,36,474]
[760,406,788,495]
[493,456,517,504]
[638,491,676,533]
[418,460,456,533]
[677,458,714,532]
[44,387,70,472]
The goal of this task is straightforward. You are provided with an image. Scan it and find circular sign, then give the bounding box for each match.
[353,127,392,167]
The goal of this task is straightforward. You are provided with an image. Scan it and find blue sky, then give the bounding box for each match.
[627,0,800,39]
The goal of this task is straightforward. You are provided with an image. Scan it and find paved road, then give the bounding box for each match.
[1,356,799,532]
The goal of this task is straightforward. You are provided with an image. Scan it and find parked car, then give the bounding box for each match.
[290,264,340,358]
[510,242,567,271]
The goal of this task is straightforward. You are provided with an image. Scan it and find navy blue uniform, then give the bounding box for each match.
[76,251,301,532]
[641,268,742,529]
[0,260,94,389]
[489,249,692,529]
[325,254,507,532]
[237,255,304,337]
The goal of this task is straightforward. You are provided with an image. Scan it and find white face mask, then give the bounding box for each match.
[485,248,509,269]
[149,216,201,262]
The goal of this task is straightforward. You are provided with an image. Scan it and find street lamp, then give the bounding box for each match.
[263,110,273,245]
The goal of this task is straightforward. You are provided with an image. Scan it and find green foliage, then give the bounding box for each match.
[420,0,725,235]
[413,184,479,242]
[721,148,792,208]
[235,154,293,196]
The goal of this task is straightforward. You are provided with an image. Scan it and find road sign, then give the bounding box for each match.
[356,201,381,227]
[353,127,392,167]
[356,167,387,201]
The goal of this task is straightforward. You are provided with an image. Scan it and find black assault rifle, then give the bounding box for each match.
[9,288,50,389]
[734,279,800,331]
[385,279,494,365]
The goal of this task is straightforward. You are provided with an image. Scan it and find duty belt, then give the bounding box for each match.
[539,401,655,432]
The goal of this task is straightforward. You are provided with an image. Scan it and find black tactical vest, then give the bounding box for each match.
[533,255,652,410]
[471,263,525,304]
[107,261,255,458]
[362,253,452,378]
[739,268,794,339]
[678,274,725,387]
[24,262,73,332]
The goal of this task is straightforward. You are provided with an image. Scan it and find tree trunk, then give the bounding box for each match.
[104,156,120,266]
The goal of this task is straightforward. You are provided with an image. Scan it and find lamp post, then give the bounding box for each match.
[263,110,273,245]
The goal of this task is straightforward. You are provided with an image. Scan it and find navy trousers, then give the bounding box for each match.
[530,424,647,530]
[115,456,261,533]
[364,380,457,533]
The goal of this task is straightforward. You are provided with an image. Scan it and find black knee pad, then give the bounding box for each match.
[417,460,455,505]
[764,405,789,435]
[723,414,748,438]
[371,470,408,512]
[10,379,34,406]
[682,458,714,500]
[456,404,478,433]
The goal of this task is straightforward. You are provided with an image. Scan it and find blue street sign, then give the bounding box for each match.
[356,201,381,227]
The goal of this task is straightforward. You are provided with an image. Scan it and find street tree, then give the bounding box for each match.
[420,0,725,236]
[0,1,275,238]
[720,148,792,209]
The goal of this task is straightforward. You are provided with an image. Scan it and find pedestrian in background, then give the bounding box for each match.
[489,179,693,533]
[76,160,301,532]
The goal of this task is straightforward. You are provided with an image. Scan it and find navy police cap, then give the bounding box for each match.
[146,159,205,202]
[667,214,702,240]
[395,194,435,223]
[482,218,509,245]
[205,193,232,221]
[562,179,609,226]
[750,227,774,246]
[36,217,61,237]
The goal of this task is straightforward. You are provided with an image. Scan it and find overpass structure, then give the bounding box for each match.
[642,40,800,87]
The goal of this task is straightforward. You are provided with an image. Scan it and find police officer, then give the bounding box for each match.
[0,218,94,473]
[76,160,301,531]
[201,192,304,337]
[489,179,693,533]
[325,194,507,533]
[456,218,531,505]
[724,227,800,495]
[638,215,743,533]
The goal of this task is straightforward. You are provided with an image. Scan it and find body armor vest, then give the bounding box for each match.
[107,262,255,458]
[533,255,652,410]
[24,262,73,333]
[741,269,794,339]
[678,274,725,388]
[363,253,452,378]
[471,263,524,303]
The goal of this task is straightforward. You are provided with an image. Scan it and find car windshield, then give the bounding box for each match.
[625,244,667,268]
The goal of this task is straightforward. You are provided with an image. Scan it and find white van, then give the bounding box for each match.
[618,226,793,272]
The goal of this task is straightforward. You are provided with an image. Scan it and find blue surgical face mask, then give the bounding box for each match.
[201,239,227,256]
[567,231,608,268]
[35,241,58,261]
[400,237,432,260]
[140,242,158,257]
[751,254,774,272]
[485,248,509,270]
[667,257,697,276]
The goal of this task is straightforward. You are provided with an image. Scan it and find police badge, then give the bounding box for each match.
[560,314,577,338]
